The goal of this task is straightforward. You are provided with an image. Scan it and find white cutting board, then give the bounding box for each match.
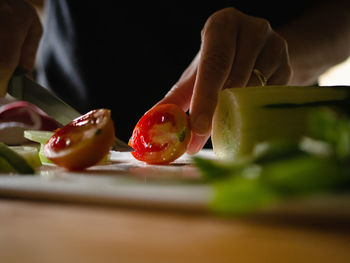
[0,150,349,220]
[0,150,214,210]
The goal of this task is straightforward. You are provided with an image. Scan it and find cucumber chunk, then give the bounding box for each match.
[212,86,350,160]
[9,146,42,168]
[24,130,54,164]
[0,156,16,173]
[0,142,35,174]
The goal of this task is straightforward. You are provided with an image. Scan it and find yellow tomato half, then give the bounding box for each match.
[44,109,115,170]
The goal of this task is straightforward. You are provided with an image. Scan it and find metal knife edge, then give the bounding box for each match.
[7,70,133,152]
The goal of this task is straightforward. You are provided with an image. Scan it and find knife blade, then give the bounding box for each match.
[7,68,133,152]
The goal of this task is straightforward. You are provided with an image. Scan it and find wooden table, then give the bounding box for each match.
[1,198,349,263]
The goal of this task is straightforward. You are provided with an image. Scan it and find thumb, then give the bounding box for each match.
[156,53,199,111]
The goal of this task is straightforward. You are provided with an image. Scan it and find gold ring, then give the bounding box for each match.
[253,69,267,86]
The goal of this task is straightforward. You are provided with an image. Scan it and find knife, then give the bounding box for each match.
[7,67,133,152]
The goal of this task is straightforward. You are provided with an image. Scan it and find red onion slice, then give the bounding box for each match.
[0,100,61,145]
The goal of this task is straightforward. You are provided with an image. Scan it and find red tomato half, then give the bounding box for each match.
[129,104,191,164]
[44,109,115,170]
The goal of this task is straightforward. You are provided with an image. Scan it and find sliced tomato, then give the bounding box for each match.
[129,104,191,164]
[44,109,115,170]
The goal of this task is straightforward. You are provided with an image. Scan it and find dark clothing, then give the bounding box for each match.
[37,1,321,142]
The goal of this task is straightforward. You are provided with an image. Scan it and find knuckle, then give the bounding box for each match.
[0,0,40,29]
[271,34,288,57]
[216,7,240,22]
[251,18,271,43]
[203,7,238,36]
[32,18,44,37]
[22,4,41,27]
[207,7,237,25]
[256,17,271,33]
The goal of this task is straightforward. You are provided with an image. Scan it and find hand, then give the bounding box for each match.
[157,7,292,154]
[0,0,42,96]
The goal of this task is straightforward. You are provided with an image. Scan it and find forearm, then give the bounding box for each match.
[278,0,350,85]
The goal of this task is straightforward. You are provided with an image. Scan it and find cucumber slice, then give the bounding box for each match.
[0,142,35,174]
[0,156,16,173]
[24,130,54,144]
[38,144,53,164]
[24,130,55,164]
[212,86,350,160]
[9,146,42,168]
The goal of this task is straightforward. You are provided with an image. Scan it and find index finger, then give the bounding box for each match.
[190,9,237,135]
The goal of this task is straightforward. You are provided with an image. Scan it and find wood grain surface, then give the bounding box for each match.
[0,198,349,263]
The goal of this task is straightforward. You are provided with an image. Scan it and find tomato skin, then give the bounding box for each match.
[129,104,191,164]
[44,109,115,170]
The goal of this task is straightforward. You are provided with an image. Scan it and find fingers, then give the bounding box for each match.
[265,36,293,85]
[223,15,270,88]
[190,8,238,136]
[188,8,293,153]
[0,0,42,96]
[157,7,293,155]
[186,131,211,155]
[0,2,21,96]
[19,6,43,72]
[247,32,292,86]
[156,53,199,111]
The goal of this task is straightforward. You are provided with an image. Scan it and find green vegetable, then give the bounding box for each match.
[307,108,350,160]
[0,156,17,173]
[196,109,350,215]
[211,86,350,160]
[212,177,280,214]
[24,130,54,144]
[0,142,35,174]
[253,140,302,164]
[9,146,42,169]
[24,130,54,164]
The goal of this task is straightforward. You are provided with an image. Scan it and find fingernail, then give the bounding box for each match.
[187,143,202,155]
[187,135,208,155]
[192,114,210,135]
[187,147,201,155]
